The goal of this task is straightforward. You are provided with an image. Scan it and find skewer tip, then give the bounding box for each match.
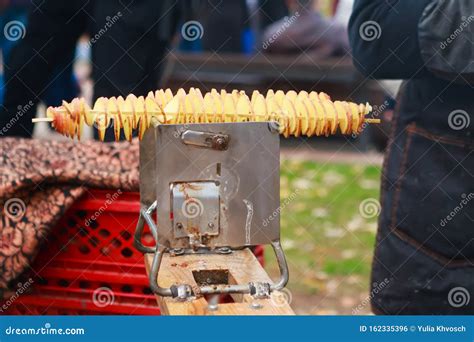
[365,118,381,124]
[32,117,54,123]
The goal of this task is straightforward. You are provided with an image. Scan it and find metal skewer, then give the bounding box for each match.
[32,115,381,124]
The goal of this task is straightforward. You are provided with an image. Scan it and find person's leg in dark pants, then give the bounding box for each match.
[0,0,88,137]
[90,0,179,141]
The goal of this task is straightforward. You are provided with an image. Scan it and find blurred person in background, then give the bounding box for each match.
[262,0,349,59]
[0,0,78,110]
[1,0,287,139]
[198,0,288,53]
[0,0,86,138]
[0,0,181,139]
[350,0,473,314]
[0,0,30,105]
[0,0,29,75]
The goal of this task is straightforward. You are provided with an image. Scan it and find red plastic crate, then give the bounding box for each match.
[2,189,264,315]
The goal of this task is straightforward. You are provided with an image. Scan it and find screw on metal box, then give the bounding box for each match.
[134,122,289,300]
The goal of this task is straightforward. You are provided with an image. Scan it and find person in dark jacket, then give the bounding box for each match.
[349,0,473,314]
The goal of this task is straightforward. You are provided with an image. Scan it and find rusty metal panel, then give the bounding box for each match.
[141,122,280,249]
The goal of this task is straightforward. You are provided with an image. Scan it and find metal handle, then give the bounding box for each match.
[133,201,158,254]
[148,245,173,297]
[269,240,289,291]
[134,202,174,297]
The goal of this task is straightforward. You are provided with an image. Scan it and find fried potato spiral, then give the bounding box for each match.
[46,88,373,141]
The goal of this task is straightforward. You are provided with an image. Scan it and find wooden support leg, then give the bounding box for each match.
[144,248,294,315]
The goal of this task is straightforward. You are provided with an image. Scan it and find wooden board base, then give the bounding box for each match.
[144,248,294,315]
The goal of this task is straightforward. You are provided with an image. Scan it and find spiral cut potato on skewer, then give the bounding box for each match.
[44,88,375,141]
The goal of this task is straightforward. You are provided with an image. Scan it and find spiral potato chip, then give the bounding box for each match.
[45,88,374,141]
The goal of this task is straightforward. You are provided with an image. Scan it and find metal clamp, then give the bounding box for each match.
[134,202,289,300]
[249,282,271,299]
[181,130,230,151]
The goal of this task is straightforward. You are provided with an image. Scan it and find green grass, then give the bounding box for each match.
[265,158,382,310]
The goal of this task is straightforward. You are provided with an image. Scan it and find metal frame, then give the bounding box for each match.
[134,202,289,300]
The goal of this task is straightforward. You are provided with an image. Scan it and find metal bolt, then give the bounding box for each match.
[217,247,232,254]
[208,303,219,311]
[175,284,193,301]
[212,135,229,150]
[208,222,215,229]
[171,248,185,256]
[176,222,183,229]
